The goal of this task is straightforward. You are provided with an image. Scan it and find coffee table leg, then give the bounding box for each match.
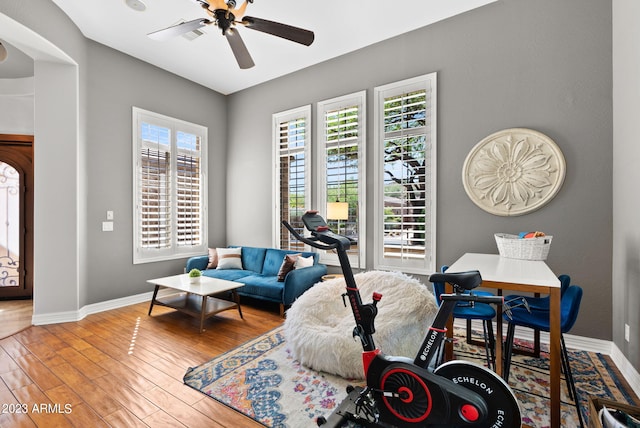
[148,285,160,315]
[233,291,243,319]
[200,295,207,333]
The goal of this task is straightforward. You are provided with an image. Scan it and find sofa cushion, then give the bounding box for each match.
[262,249,291,276]
[277,253,300,282]
[235,246,267,273]
[295,255,314,268]
[207,248,218,269]
[202,269,253,282]
[235,275,284,302]
[216,247,243,269]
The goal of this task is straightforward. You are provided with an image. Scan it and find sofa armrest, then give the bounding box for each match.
[282,264,327,306]
[186,255,209,272]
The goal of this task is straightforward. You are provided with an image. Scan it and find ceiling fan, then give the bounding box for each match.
[147,0,315,69]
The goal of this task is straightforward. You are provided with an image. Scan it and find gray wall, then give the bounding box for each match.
[613,0,640,372]
[227,0,613,341]
[84,40,227,304]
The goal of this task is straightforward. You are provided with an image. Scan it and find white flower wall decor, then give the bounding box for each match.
[462,128,566,216]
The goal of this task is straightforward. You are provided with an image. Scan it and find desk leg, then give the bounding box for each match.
[549,288,561,428]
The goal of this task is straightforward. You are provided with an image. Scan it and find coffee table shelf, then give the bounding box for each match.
[147,274,243,332]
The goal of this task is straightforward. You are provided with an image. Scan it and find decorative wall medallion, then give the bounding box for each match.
[462,128,566,216]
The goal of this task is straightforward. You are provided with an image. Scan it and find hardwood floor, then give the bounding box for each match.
[0,299,283,427]
[0,300,33,340]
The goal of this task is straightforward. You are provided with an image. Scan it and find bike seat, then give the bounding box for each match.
[428,270,482,290]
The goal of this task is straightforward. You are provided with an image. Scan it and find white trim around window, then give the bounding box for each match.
[272,105,312,251]
[373,73,437,275]
[132,107,208,264]
[316,91,366,268]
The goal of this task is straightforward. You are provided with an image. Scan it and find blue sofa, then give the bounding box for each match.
[186,246,327,316]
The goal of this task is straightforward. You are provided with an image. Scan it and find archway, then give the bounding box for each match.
[0,12,81,322]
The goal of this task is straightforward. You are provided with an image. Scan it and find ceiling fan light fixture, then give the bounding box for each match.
[0,42,7,63]
[125,0,147,12]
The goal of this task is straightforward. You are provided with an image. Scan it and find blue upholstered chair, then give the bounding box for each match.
[433,265,497,370]
[504,274,571,357]
[503,284,584,428]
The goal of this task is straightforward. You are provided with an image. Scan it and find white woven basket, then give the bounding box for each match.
[494,233,553,261]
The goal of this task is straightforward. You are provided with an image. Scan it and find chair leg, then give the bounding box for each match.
[486,320,496,371]
[561,334,584,428]
[503,323,516,383]
[482,320,495,370]
[560,338,574,401]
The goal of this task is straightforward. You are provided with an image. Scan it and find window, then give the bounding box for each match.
[374,74,437,274]
[273,106,311,251]
[317,91,366,268]
[133,107,207,264]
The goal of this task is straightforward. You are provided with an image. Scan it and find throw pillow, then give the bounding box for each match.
[216,247,243,270]
[277,253,301,282]
[207,248,218,269]
[295,255,314,269]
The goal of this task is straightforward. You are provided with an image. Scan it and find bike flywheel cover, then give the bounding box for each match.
[434,360,522,427]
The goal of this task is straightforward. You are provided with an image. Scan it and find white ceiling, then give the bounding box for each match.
[50,0,496,95]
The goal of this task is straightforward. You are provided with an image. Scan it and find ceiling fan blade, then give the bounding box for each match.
[241,16,314,46]
[148,18,210,41]
[226,30,255,69]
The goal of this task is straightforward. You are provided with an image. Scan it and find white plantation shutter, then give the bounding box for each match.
[176,132,202,247]
[133,108,207,264]
[374,74,437,274]
[273,106,311,251]
[140,136,171,249]
[317,91,366,268]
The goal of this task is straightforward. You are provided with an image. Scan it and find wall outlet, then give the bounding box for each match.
[625,324,630,342]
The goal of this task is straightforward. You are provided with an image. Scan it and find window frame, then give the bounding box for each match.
[272,105,312,251]
[132,107,208,264]
[373,73,437,275]
[316,91,366,268]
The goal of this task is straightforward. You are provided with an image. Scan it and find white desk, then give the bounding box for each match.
[446,253,562,428]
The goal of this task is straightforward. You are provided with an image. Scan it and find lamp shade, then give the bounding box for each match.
[327,202,349,220]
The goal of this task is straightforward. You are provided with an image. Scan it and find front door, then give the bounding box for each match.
[0,134,33,299]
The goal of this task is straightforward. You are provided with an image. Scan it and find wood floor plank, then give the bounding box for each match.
[142,385,221,427]
[103,408,150,428]
[12,383,73,427]
[1,368,33,390]
[143,409,188,427]
[14,354,63,391]
[92,373,159,419]
[46,362,123,417]
[192,396,266,428]
[55,346,108,380]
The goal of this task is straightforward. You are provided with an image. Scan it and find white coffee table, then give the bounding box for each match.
[147,274,243,333]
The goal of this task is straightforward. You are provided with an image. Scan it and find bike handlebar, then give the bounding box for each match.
[281,220,339,251]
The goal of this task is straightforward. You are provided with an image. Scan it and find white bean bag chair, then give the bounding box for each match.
[283,270,439,379]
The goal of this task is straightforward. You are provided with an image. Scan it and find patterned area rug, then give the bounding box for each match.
[183,326,639,428]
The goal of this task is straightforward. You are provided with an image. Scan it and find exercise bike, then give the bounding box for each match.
[283,211,522,428]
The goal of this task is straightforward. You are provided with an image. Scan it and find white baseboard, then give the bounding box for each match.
[31,288,174,326]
